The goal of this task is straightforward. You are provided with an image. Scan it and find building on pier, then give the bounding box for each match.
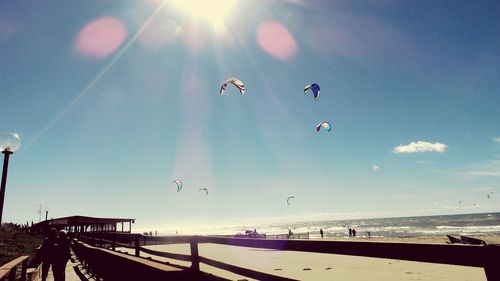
[30,215,135,234]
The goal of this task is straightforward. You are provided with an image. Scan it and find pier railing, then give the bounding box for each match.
[74,232,500,281]
[0,256,28,281]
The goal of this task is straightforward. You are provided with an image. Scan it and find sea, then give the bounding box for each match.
[290,212,500,238]
[159,212,500,238]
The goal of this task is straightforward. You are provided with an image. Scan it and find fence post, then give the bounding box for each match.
[19,258,28,281]
[190,237,200,272]
[135,234,140,257]
[481,245,500,281]
[112,233,116,251]
[8,264,16,281]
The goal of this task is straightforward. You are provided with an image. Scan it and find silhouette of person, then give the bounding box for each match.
[320,229,324,238]
[352,228,357,237]
[41,228,58,281]
[348,228,352,237]
[53,230,71,281]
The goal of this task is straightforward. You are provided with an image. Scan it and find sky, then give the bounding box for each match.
[1,0,499,232]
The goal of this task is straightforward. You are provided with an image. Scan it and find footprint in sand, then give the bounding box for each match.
[303,268,312,271]
[325,267,332,270]
[274,268,282,271]
[405,271,413,274]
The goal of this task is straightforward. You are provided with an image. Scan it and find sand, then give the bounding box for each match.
[116,235,498,281]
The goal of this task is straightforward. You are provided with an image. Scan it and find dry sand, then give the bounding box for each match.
[117,235,498,281]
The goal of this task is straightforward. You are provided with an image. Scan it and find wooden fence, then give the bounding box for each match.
[0,256,28,281]
[74,232,500,281]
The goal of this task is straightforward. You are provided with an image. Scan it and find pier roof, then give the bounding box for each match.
[49,215,135,226]
[30,215,135,234]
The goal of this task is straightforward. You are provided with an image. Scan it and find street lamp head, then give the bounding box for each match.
[0,133,21,153]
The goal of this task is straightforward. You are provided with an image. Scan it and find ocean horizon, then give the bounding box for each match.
[151,212,500,238]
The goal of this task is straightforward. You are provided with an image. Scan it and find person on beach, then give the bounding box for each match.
[53,230,71,281]
[348,228,352,237]
[320,228,324,238]
[40,228,59,281]
[352,228,357,237]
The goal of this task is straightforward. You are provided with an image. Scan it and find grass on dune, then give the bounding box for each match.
[0,224,44,266]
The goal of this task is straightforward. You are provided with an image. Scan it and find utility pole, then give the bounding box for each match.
[35,205,41,222]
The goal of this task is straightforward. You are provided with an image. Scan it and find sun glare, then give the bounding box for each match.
[171,0,236,31]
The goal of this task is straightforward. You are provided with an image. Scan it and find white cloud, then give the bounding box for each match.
[493,137,500,144]
[461,159,500,178]
[387,194,415,199]
[372,165,379,171]
[416,160,435,165]
[468,170,500,177]
[393,141,447,154]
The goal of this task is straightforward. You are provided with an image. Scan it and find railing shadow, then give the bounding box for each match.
[73,232,500,281]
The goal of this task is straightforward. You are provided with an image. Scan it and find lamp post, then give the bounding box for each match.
[0,133,21,225]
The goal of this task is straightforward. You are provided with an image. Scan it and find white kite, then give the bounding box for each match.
[316,121,332,132]
[199,187,208,196]
[172,179,183,192]
[220,78,245,95]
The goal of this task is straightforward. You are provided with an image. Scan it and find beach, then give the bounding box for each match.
[116,234,498,281]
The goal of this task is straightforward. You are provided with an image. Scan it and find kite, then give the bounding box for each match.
[316,121,332,132]
[304,83,320,100]
[172,180,182,192]
[220,78,245,95]
[458,200,462,205]
[287,196,295,206]
[487,192,494,199]
[199,187,208,196]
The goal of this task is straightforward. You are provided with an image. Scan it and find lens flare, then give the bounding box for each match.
[75,17,127,58]
[171,0,236,32]
[257,21,298,60]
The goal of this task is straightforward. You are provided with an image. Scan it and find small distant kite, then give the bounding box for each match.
[304,83,320,100]
[458,200,462,205]
[316,121,332,132]
[199,187,208,196]
[172,180,182,192]
[220,78,245,95]
[287,196,295,206]
[487,192,494,199]
[372,165,379,171]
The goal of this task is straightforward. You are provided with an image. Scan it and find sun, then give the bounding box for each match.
[171,0,237,32]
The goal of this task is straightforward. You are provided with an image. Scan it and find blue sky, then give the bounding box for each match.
[1,0,499,231]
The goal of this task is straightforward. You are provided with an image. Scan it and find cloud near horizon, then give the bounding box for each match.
[393,141,448,154]
[467,160,500,177]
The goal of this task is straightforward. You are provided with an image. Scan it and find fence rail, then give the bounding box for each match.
[0,256,28,281]
[74,232,500,281]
